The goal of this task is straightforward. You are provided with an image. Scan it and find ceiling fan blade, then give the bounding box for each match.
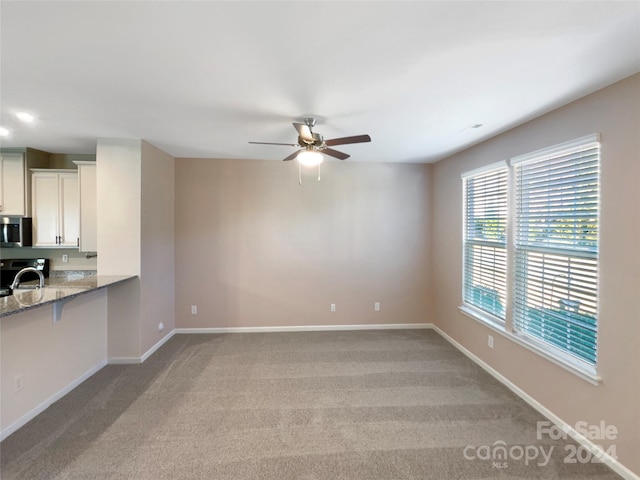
[322,148,350,160]
[283,150,301,162]
[293,123,314,143]
[249,141,299,147]
[324,134,371,147]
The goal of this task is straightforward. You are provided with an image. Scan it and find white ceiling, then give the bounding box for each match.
[1,1,639,163]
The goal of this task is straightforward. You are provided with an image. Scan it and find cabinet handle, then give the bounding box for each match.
[77,238,79,247]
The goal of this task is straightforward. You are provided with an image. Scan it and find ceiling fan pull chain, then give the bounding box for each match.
[298,162,302,185]
[317,163,321,182]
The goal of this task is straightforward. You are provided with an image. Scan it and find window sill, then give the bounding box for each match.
[458,305,601,386]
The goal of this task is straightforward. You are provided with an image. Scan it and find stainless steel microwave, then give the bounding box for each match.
[1,217,33,247]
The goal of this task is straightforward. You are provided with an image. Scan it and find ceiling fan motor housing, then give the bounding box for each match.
[298,132,324,147]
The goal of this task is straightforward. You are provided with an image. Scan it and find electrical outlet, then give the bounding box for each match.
[15,374,24,392]
[62,254,69,263]
[488,335,494,349]
[191,305,197,315]
[374,302,380,311]
[158,322,164,332]
[330,303,336,312]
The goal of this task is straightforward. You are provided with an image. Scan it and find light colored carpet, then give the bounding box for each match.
[0,330,622,479]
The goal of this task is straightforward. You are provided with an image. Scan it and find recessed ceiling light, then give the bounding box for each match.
[0,126,9,136]
[15,112,35,123]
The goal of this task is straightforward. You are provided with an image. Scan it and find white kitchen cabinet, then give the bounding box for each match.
[74,161,97,252]
[31,169,79,247]
[0,153,26,216]
[0,148,51,217]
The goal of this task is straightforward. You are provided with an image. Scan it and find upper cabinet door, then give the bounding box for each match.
[0,153,26,216]
[59,173,79,247]
[76,162,97,252]
[31,170,79,248]
[32,172,60,247]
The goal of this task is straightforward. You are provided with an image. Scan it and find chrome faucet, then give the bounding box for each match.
[10,267,45,291]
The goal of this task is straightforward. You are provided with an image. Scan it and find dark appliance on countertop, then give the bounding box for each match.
[1,217,33,248]
[0,258,49,297]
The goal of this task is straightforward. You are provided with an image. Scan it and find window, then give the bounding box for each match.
[512,136,600,366]
[462,163,508,321]
[461,134,600,377]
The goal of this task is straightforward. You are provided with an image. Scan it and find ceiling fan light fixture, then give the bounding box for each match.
[297,150,324,167]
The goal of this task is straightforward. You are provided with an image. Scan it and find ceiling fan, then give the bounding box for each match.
[249,117,371,166]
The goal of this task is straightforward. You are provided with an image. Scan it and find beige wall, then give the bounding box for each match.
[140,141,175,352]
[97,138,142,359]
[432,73,640,474]
[96,138,176,360]
[1,289,108,437]
[97,138,142,276]
[175,159,432,328]
[106,279,141,360]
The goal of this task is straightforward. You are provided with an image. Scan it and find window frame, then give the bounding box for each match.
[461,161,509,325]
[459,134,601,384]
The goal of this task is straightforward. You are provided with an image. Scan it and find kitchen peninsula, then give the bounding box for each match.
[0,274,134,318]
[0,273,138,441]
[1,138,175,443]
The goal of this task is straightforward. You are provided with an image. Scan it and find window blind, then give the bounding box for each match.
[513,139,599,365]
[463,165,508,320]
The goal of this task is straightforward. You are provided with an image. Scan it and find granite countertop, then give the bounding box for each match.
[0,274,136,318]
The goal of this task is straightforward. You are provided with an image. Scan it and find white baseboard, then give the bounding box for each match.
[0,360,108,442]
[175,323,433,334]
[141,329,176,362]
[107,357,143,365]
[108,329,176,365]
[431,324,639,480]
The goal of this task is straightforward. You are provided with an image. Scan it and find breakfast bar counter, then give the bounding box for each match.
[0,275,136,318]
